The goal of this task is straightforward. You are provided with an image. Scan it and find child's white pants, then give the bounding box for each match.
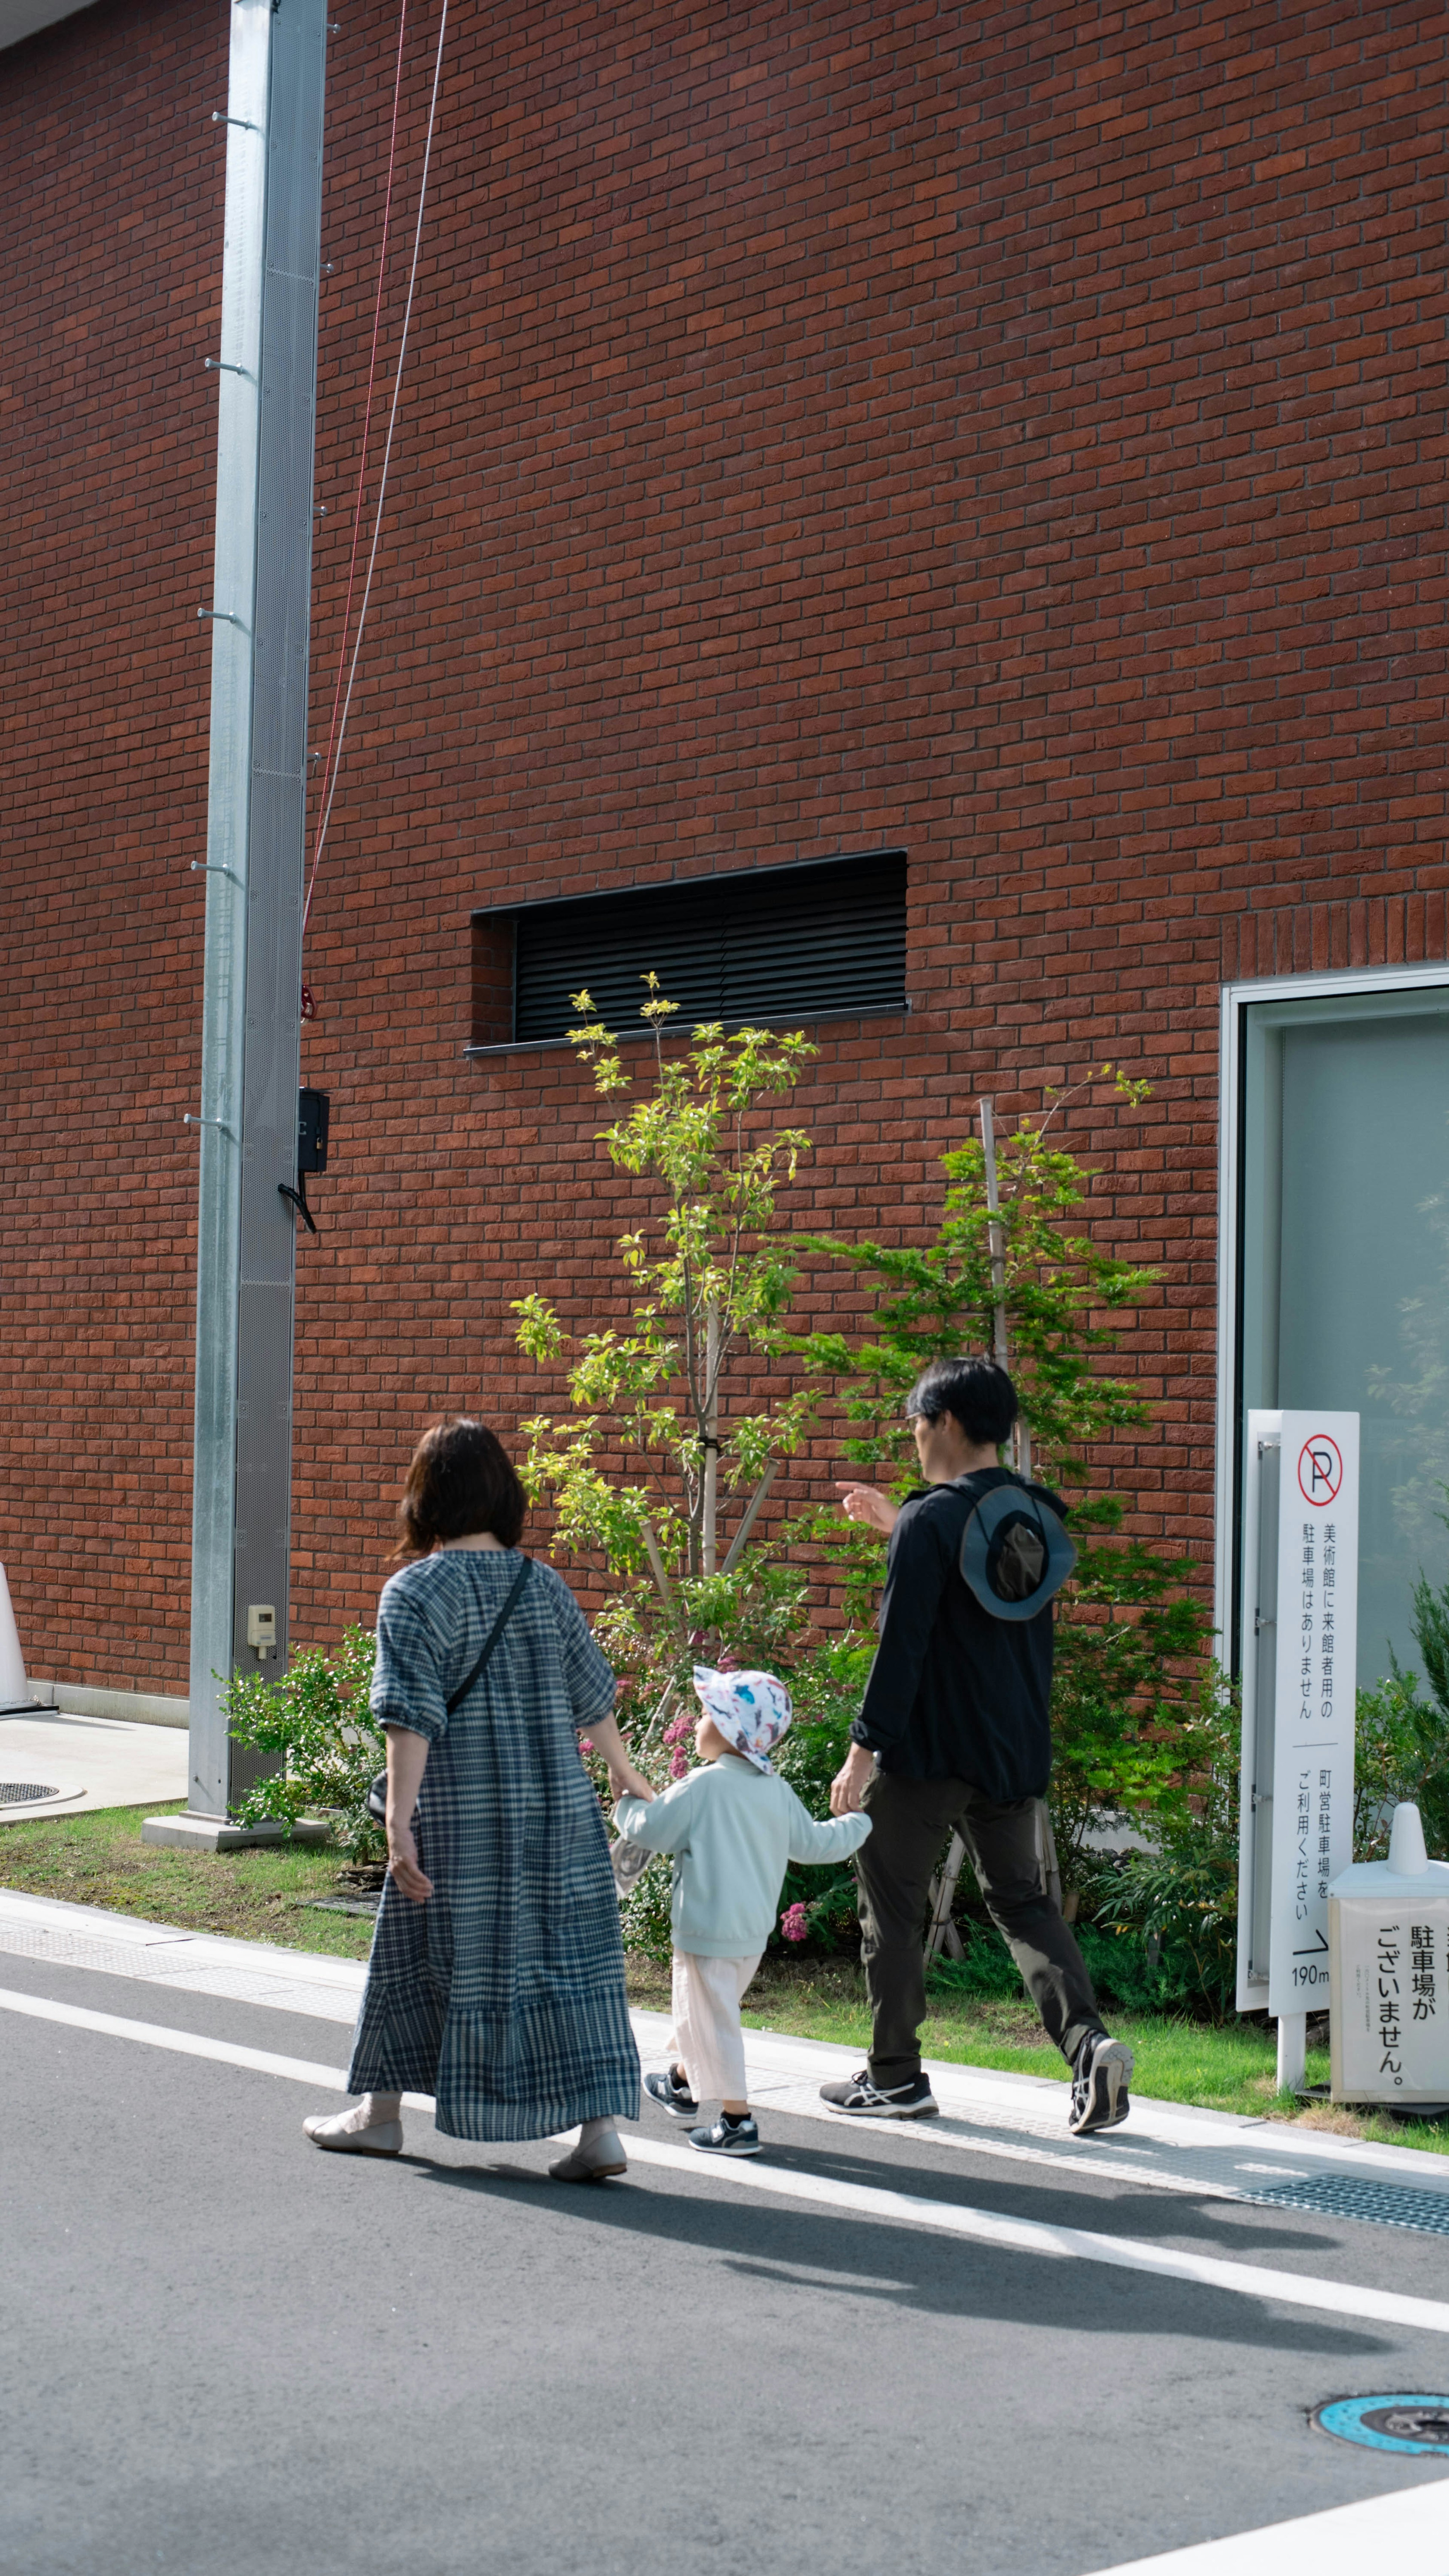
[668,1950,763,2104]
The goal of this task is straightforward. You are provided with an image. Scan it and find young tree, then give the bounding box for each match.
[512,979,817,1760]
[782,1080,1220,1882]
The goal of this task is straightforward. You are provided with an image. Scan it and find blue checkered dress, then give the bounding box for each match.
[345,1549,640,2140]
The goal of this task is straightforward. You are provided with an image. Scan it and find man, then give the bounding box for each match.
[824,1355,1133,2137]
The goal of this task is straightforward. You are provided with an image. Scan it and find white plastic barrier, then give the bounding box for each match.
[0,1563,33,1714]
[1329,1802,1449,2106]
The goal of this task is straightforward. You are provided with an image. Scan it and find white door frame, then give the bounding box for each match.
[1213,960,1449,1666]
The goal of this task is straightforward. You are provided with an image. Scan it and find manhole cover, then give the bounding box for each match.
[0,1782,60,1805]
[1314,2393,1449,2454]
[1249,2175,1449,2236]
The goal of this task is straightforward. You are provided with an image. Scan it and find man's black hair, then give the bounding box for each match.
[905,1357,1018,1448]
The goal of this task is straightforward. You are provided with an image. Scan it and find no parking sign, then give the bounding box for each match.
[1267,1411,1360,2016]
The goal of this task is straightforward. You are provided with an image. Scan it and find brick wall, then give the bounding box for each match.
[3,0,1447,1691]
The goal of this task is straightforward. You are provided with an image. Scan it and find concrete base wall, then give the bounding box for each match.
[24,1680,188,1730]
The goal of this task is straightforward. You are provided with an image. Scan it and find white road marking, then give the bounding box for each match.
[620,2133,1449,2335]
[1081,2471,1449,2574]
[0,1985,355,2091]
[7,1983,1449,2339]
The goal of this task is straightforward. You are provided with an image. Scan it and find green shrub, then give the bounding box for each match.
[1352,1513,1449,1859]
[1085,1858,1237,2017]
[924,1932,1021,2003]
[1078,1664,1239,2020]
[222,1625,383,1858]
[1354,1670,1449,1858]
[619,1851,676,1963]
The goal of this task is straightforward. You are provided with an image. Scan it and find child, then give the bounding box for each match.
[613,1665,872,2156]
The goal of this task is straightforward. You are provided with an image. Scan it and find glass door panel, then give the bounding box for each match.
[1241,987,1449,1687]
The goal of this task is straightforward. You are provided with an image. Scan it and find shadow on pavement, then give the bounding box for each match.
[405,2149,1398,2360]
[736,2131,1348,2257]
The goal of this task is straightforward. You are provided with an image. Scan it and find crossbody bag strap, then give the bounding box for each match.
[444,1554,532,1714]
[367,1556,535,1829]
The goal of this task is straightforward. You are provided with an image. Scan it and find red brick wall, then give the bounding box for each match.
[3,0,1447,1692]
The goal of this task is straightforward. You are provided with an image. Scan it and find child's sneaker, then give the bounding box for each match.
[645,2067,699,2120]
[689,2113,762,2156]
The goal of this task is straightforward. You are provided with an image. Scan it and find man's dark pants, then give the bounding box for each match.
[857,1771,1105,2083]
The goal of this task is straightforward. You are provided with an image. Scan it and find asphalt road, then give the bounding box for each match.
[5,1947,1449,2576]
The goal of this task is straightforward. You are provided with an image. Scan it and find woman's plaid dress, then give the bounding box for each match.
[346,1549,640,2140]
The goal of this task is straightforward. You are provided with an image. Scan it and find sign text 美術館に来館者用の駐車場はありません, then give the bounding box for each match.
[1268,1414,1359,2018]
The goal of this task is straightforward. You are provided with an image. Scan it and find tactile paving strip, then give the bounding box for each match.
[0,1920,363,2023]
[721,2067,1449,2226]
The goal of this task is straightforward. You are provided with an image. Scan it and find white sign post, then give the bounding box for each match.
[1236,1409,1358,2090]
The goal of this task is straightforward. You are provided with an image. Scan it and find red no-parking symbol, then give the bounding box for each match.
[1298,1435,1343,1506]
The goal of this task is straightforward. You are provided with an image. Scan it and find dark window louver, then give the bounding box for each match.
[478,851,906,1049]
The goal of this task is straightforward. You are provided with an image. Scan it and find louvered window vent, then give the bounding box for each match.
[469,850,907,1052]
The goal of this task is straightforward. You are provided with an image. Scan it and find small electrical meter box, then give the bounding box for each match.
[297,1089,329,1176]
[1329,1803,1449,2106]
[246,1603,277,1661]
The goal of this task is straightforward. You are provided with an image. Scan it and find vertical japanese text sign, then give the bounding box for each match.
[1268,1411,1359,2016]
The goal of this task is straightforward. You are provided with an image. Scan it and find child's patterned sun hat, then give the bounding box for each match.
[692,1665,793,1772]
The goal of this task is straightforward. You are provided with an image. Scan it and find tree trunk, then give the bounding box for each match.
[978,1097,1029,1478]
[701,1299,720,1576]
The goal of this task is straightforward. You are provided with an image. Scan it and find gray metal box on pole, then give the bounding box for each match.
[150,0,329,1848]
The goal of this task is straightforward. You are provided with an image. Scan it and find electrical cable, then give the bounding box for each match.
[302,0,451,978]
[308,0,414,953]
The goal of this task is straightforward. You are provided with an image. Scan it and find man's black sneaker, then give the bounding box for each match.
[645,2067,699,2120]
[690,2114,763,2156]
[1068,2034,1134,2136]
[819,2069,940,2119]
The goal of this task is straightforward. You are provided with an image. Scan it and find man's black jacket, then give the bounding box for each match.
[848,1468,1064,1799]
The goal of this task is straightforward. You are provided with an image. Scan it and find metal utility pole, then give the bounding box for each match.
[153,0,329,1845]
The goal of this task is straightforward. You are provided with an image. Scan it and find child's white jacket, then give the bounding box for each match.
[613,1758,871,1958]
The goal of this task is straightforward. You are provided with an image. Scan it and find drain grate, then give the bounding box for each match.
[0,1782,60,1805]
[1251,2174,1449,2235]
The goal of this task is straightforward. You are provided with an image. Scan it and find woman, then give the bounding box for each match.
[303,1418,649,2180]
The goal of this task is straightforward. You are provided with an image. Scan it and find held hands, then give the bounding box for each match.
[829,1742,876,1816]
[836,1483,900,1538]
[585,1710,657,1805]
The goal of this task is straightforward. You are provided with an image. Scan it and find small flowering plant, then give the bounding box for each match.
[780,1902,809,1943]
[662,1711,694,1779]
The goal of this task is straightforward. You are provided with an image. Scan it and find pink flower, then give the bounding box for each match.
[670,1751,690,1779]
[663,1715,692,1747]
[780,1902,809,1943]
[579,1738,594,1753]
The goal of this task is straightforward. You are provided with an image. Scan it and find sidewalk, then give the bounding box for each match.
[3,1887,1447,2232]
[0,1712,186,1822]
